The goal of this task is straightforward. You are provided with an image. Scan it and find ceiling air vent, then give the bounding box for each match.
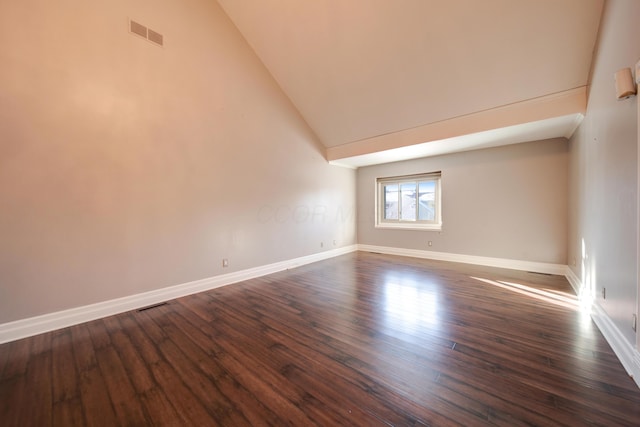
[147,29,163,46]
[130,20,147,38]
[129,19,163,47]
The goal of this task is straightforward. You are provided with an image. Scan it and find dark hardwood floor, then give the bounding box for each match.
[2,251,640,426]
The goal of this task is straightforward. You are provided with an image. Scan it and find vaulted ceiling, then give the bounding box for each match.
[218,0,604,167]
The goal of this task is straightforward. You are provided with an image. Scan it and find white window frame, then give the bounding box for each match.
[375,172,442,231]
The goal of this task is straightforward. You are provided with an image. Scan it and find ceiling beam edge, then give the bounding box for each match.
[326,87,587,161]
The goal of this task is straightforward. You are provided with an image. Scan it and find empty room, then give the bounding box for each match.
[2,0,640,425]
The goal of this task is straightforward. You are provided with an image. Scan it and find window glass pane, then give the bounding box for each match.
[384,183,399,220]
[376,173,441,229]
[418,180,436,221]
[400,182,416,221]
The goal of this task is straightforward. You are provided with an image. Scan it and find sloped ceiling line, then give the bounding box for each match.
[327,86,587,164]
[217,0,604,167]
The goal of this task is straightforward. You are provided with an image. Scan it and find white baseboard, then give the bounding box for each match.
[0,245,358,344]
[591,302,640,388]
[564,266,582,296]
[563,268,640,389]
[357,244,567,275]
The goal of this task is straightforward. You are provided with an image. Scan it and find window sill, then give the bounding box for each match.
[375,223,442,231]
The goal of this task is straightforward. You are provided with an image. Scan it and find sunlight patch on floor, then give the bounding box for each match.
[470,276,580,311]
[382,279,440,334]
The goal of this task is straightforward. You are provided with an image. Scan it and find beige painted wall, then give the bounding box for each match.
[357,139,568,264]
[568,0,639,346]
[0,0,356,323]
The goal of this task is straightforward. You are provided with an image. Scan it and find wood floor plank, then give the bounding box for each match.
[167,305,330,425]
[187,290,477,426]
[29,330,52,356]
[94,343,150,425]
[154,309,284,426]
[70,323,97,373]
[0,375,29,426]
[24,350,53,425]
[78,364,119,426]
[118,312,164,366]
[2,252,640,426]
[86,319,112,350]
[53,396,85,426]
[139,387,189,426]
[174,302,410,425]
[211,345,337,426]
[0,342,9,378]
[101,315,156,394]
[52,330,79,404]
[150,327,251,426]
[0,338,30,380]
[146,359,220,425]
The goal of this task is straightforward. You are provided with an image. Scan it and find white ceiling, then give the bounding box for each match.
[218,0,603,167]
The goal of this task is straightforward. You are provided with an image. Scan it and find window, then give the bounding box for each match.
[376,172,441,230]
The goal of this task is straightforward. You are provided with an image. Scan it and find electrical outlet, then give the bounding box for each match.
[320,242,324,248]
[602,287,606,300]
[428,241,432,247]
[222,258,229,268]
[333,240,336,246]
